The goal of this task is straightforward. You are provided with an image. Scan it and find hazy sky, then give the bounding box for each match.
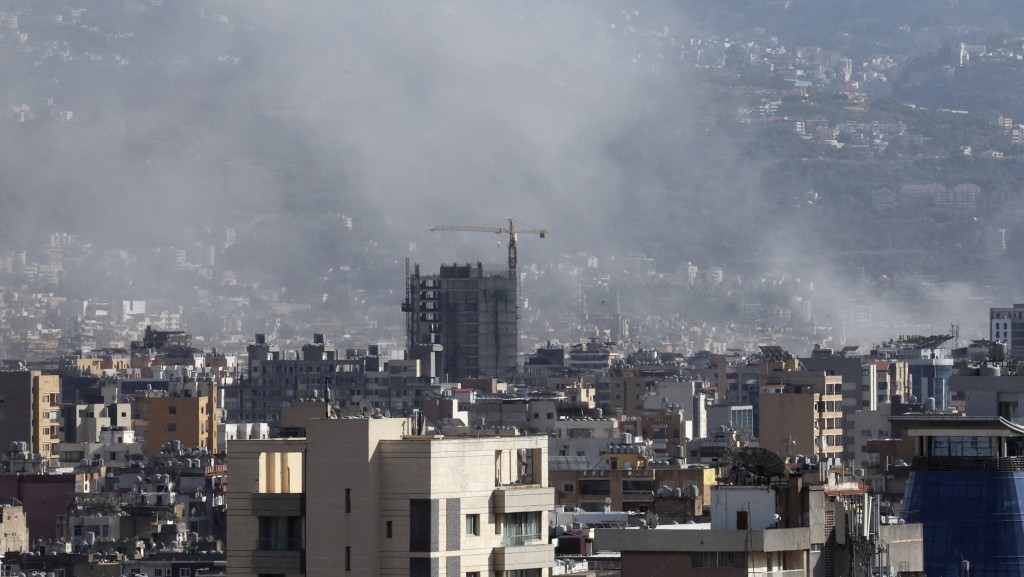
[0,1,1000,346]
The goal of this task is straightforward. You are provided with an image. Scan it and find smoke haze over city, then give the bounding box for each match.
[0,1,1019,352]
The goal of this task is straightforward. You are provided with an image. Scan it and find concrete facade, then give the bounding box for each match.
[408,263,519,382]
[0,499,29,553]
[760,369,843,462]
[227,417,554,577]
[137,380,217,457]
[0,370,60,459]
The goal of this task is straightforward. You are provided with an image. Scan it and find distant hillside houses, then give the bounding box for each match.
[872,183,980,211]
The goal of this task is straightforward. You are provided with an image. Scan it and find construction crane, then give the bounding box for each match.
[431,219,548,279]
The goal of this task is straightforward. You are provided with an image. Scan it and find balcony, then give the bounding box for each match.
[493,485,553,514]
[251,493,303,516]
[492,541,554,572]
[257,537,303,551]
[251,548,304,574]
[749,570,806,577]
[502,533,543,547]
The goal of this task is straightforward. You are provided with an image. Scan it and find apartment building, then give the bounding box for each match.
[0,370,61,459]
[227,417,554,577]
[136,378,218,458]
[759,358,844,463]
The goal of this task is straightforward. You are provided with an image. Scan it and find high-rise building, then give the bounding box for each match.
[227,417,553,577]
[0,370,60,460]
[406,263,518,382]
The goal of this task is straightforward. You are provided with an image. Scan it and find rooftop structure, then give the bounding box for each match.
[896,414,1024,576]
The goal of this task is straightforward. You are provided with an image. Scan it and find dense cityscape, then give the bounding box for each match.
[3,1,1024,577]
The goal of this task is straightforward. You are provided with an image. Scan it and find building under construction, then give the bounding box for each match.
[405,262,518,382]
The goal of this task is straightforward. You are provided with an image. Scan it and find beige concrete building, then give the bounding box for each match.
[550,464,715,514]
[759,367,844,463]
[136,379,218,457]
[227,417,554,577]
[0,370,60,459]
[0,498,29,553]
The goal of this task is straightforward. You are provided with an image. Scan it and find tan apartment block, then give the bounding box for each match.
[137,380,217,457]
[0,370,60,459]
[760,370,843,462]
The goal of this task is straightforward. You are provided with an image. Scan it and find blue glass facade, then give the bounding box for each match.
[904,470,1024,576]
[907,360,954,410]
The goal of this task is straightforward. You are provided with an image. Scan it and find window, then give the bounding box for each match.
[345,488,351,513]
[258,516,302,551]
[502,512,541,546]
[166,423,177,432]
[465,514,479,536]
[179,570,191,577]
[692,552,748,568]
[345,546,351,571]
[409,499,433,552]
[562,482,575,493]
[168,406,177,414]
[386,520,393,538]
[467,573,481,577]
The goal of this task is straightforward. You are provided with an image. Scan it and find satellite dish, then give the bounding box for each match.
[359,400,373,417]
[722,447,787,485]
[645,510,659,529]
[605,497,613,505]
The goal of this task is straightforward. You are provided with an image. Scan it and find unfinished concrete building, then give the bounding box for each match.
[406,263,519,382]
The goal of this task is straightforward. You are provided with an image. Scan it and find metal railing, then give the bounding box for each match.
[256,537,303,551]
[747,570,805,577]
[501,533,543,547]
[911,456,1024,471]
